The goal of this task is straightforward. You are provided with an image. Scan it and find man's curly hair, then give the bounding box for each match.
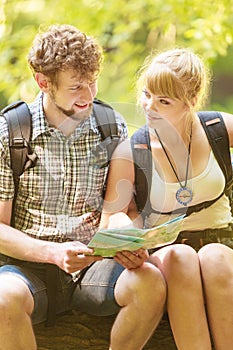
[28,24,103,84]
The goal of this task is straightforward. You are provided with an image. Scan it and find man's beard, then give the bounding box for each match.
[50,89,93,121]
[55,103,92,121]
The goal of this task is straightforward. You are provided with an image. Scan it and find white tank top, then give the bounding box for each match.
[145,151,232,230]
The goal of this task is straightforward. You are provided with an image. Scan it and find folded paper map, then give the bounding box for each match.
[88,215,185,257]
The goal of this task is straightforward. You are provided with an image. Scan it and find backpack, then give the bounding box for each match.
[131,111,233,219]
[1,98,120,226]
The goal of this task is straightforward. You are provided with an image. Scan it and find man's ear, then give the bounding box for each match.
[35,73,50,92]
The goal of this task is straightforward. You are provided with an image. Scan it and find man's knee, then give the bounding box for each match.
[115,262,166,308]
[0,275,34,321]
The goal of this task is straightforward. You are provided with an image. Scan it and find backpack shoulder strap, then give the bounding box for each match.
[2,101,32,178]
[131,125,152,219]
[198,111,233,194]
[93,98,118,138]
[1,100,37,226]
[92,98,120,167]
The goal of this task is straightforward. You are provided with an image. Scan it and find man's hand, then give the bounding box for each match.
[114,248,149,269]
[53,241,103,273]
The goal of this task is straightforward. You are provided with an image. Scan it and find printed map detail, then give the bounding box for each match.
[88,215,185,257]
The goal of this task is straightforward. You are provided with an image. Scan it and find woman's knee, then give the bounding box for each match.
[199,243,231,265]
[160,244,199,273]
[198,243,233,285]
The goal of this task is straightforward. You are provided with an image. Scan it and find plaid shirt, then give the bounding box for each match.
[0,94,128,243]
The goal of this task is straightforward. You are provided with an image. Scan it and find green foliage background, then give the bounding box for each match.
[1,0,233,130]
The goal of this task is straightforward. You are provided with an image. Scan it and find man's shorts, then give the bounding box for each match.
[0,259,125,325]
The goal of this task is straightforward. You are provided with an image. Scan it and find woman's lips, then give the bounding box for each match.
[146,114,162,121]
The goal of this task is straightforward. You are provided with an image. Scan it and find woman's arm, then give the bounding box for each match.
[99,139,147,269]
[100,139,137,229]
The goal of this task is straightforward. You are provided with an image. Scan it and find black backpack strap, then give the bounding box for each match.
[2,101,32,177]
[198,111,233,194]
[1,100,37,225]
[131,125,153,219]
[92,98,120,167]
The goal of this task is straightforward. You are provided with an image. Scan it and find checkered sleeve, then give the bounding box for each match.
[0,118,15,200]
[114,110,128,140]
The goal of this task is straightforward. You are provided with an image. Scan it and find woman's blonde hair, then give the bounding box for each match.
[137,48,211,110]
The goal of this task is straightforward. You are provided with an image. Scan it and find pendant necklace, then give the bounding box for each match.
[154,126,193,207]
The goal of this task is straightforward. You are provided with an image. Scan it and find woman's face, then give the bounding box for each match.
[140,88,189,129]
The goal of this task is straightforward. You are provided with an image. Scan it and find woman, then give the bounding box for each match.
[100,48,233,349]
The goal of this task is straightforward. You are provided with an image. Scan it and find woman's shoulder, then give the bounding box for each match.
[212,111,233,146]
[112,138,133,160]
[220,111,233,131]
[221,111,233,120]
[197,110,233,128]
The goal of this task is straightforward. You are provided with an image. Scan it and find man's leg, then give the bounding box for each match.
[110,262,166,350]
[72,259,166,350]
[0,274,36,350]
[0,264,48,350]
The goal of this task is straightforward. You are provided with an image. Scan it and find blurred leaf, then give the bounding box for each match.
[0,0,233,119]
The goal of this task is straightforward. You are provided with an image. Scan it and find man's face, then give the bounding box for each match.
[49,69,98,122]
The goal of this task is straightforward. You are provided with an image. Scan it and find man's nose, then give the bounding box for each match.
[80,85,94,102]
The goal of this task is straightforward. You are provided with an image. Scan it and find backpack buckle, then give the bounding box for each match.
[9,137,27,149]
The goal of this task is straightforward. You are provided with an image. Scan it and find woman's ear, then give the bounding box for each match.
[192,96,198,107]
[35,73,50,92]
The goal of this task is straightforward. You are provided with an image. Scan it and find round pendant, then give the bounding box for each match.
[176,187,193,206]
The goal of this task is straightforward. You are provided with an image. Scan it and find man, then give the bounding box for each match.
[0,24,166,350]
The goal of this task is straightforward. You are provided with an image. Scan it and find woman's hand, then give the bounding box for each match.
[114,248,149,269]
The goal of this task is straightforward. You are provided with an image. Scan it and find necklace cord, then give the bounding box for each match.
[154,126,192,188]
